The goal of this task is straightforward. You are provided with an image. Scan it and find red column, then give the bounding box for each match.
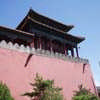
[39,37,42,49]
[66,48,68,55]
[30,38,34,48]
[50,40,53,52]
[76,46,79,57]
[47,40,51,51]
[64,44,67,56]
[71,48,74,57]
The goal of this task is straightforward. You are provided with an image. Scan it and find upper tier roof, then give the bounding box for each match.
[16,9,74,32]
[16,9,85,44]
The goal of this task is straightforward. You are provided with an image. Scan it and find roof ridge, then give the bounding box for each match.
[29,8,74,28]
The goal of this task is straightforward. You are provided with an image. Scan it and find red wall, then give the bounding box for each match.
[0,48,96,100]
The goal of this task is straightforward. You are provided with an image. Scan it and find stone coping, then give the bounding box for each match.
[0,40,89,64]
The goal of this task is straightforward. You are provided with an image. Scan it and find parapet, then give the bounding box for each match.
[0,40,89,64]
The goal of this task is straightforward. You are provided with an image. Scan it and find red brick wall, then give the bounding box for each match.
[0,48,96,100]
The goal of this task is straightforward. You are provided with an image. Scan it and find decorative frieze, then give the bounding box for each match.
[0,40,89,64]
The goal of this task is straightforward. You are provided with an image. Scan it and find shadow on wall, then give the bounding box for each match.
[24,54,33,67]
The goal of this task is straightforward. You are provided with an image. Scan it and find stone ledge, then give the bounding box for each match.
[0,40,89,64]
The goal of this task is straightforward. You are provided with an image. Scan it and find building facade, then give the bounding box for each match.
[0,9,97,100]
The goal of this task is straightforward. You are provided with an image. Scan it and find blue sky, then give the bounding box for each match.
[0,0,100,86]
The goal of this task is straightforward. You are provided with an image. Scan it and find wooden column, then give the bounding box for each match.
[64,49,67,56]
[64,44,67,56]
[66,49,68,55]
[76,46,79,57]
[71,48,74,57]
[37,38,39,49]
[30,37,34,48]
[39,37,42,49]
[50,40,53,52]
[47,39,50,50]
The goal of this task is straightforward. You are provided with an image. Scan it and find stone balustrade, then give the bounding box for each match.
[0,40,89,64]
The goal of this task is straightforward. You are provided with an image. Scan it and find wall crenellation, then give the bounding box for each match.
[0,40,89,64]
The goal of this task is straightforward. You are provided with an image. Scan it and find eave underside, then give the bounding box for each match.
[18,17,85,44]
[0,26,34,45]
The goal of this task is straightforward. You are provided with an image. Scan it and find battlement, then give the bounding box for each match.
[0,40,89,64]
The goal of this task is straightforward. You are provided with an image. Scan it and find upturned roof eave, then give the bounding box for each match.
[0,25,34,37]
[16,9,85,44]
[16,9,74,32]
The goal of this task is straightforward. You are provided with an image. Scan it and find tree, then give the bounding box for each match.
[23,73,64,100]
[72,85,99,100]
[0,82,14,100]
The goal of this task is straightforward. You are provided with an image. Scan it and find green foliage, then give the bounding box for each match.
[23,73,64,100]
[0,82,14,100]
[72,85,99,100]
[40,87,63,100]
